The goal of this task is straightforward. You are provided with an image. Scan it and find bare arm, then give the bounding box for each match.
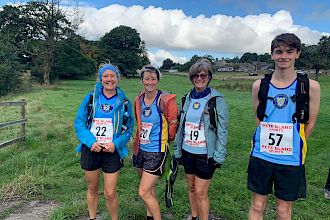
[252,79,261,126]
[305,79,321,140]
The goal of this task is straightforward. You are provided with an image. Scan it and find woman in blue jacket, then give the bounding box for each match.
[74,63,133,220]
[174,58,229,220]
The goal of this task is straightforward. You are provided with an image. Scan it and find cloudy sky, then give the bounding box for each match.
[1,0,329,66]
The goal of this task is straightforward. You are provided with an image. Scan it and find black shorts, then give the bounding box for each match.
[132,149,166,176]
[80,144,123,173]
[181,149,216,180]
[247,156,306,201]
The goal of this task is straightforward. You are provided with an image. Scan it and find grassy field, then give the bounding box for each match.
[0,73,329,220]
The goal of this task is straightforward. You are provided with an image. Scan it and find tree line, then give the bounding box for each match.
[1,1,329,96]
[0,0,149,95]
[160,38,330,79]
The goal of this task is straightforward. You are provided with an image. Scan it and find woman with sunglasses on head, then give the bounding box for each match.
[133,64,178,220]
[174,58,229,220]
[74,62,134,220]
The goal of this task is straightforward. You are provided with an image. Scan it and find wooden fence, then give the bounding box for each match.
[0,99,27,149]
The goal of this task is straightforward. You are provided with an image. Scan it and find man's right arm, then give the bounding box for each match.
[252,79,261,126]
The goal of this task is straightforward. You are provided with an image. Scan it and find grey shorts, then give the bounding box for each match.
[132,149,166,176]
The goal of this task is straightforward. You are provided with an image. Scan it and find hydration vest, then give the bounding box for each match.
[180,94,218,131]
[86,93,130,133]
[257,72,310,123]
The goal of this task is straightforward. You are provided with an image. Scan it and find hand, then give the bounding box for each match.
[102,142,115,153]
[91,142,103,152]
[208,158,221,168]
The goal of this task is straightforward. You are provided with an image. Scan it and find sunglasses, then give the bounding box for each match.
[192,73,208,80]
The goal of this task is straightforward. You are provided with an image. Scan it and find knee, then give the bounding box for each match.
[138,187,148,200]
[276,204,291,219]
[188,184,195,193]
[87,185,99,196]
[195,189,208,201]
[104,190,117,203]
[251,200,266,215]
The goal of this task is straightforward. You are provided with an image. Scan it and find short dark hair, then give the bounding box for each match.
[271,33,301,53]
[188,58,213,82]
[140,64,160,81]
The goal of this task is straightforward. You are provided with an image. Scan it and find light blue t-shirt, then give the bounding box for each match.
[182,96,208,154]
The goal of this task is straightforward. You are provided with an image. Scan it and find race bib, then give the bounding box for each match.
[90,118,113,143]
[140,122,153,144]
[184,122,206,147]
[260,122,293,155]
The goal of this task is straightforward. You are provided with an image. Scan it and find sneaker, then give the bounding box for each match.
[325,189,330,199]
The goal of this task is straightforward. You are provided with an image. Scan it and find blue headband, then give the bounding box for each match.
[99,64,121,80]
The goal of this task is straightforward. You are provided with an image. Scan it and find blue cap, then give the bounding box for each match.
[99,64,121,81]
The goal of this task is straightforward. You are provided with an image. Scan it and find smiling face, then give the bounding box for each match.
[271,44,300,71]
[142,71,159,93]
[101,70,118,92]
[192,70,210,92]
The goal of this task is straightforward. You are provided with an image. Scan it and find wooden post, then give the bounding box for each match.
[21,99,26,144]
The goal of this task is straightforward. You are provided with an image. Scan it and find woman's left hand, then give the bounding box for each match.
[102,142,116,153]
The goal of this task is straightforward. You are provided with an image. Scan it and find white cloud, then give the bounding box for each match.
[147,50,187,67]
[76,5,329,56]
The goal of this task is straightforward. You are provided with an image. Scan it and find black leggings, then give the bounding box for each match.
[325,169,330,190]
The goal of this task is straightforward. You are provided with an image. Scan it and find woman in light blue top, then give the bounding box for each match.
[174,58,229,220]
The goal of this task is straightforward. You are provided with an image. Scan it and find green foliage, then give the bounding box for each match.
[160,58,175,71]
[239,52,258,63]
[99,25,149,77]
[0,74,329,219]
[51,36,97,80]
[0,26,22,95]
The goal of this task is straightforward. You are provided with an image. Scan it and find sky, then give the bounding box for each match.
[1,0,329,66]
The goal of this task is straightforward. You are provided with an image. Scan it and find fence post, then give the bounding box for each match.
[21,99,26,144]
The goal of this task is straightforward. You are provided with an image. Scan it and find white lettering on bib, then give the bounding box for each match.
[90,118,113,143]
[140,122,153,144]
[260,122,293,155]
[184,122,206,147]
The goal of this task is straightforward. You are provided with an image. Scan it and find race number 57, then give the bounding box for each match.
[268,133,283,146]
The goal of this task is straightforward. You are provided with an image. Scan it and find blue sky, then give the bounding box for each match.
[80,0,330,32]
[1,0,329,66]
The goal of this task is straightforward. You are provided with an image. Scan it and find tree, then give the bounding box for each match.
[51,35,97,80]
[160,58,174,71]
[99,25,149,77]
[240,52,258,63]
[297,36,330,80]
[0,1,76,86]
[23,0,74,85]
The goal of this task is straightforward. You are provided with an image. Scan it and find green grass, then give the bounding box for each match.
[0,74,329,220]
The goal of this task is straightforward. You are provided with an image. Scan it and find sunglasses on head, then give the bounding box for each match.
[143,66,159,74]
[192,73,208,80]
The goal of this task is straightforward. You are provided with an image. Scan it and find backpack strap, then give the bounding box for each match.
[208,97,217,132]
[257,73,273,121]
[86,93,94,126]
[292,73,309,123]
[178,94,188,124]
[121,99,130,133]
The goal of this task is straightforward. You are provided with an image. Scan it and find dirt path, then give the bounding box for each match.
[0,200,57,220]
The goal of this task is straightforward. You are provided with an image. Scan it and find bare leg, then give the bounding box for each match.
[103,171,120,220]
[186,174,199,218]
[85,170,100,219]
[248,193,268,220]
[275,198,292,220]
[138,171,161,220]
[194,177,211,220]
